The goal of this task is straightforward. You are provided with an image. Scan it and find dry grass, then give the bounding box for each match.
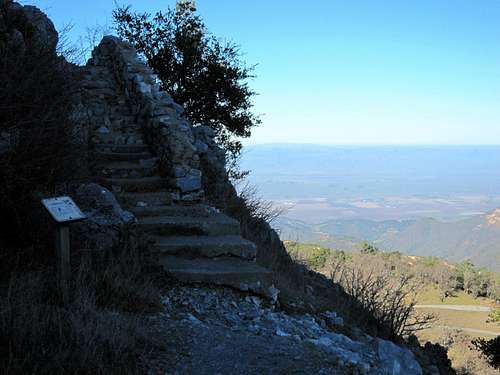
[0,248,164,375]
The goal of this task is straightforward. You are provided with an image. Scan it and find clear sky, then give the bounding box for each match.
[27,0,500,145]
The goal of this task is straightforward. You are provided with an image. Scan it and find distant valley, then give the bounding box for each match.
[241,144,500,269]
[274,209,500,270]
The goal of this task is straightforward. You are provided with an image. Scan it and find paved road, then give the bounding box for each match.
[415,304,493,312]
[438,325,499,337]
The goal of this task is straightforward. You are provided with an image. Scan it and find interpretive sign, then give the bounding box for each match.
[41,196,86,305]
[42,196,86,224]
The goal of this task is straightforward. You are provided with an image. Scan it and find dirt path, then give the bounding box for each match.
[437,325,499,337]
[149,285,424,375]
[415,305,493,312]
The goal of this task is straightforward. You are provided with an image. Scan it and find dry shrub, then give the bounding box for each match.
[471,336,500,371]
[440,330,498,375]
[0,248,163,375]
[328,255,435,339]
[234,181,284,224]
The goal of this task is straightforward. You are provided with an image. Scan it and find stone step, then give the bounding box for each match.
[152,235,257,259]
[129,204,212,217]
[160,256,272,296]
[120,192,173,207]
[96,160,158,178]
[103,176,167,192]
[137,214,240,236]
[94,151,153,162]
[92,133,144,146]
[94,143,150,153]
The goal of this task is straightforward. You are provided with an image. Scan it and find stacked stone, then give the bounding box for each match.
[88,36,205,202]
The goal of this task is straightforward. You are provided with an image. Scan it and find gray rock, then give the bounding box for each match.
[22,5,59,50]
[375,339,422,375]
[175,175,202,193]
[194,139,209,153]
[71,183,135,252]
[96,126,110,134]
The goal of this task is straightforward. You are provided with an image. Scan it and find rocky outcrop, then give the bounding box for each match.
[77,36,275,297]
[1,1,58,51]
[87,36,204,201]
[157,285,424,375]
[71,183,135,252]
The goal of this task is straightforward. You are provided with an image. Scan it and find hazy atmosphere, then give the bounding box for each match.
[2,1,499,374]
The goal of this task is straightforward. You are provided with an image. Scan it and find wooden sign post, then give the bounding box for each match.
[42,196,86,304]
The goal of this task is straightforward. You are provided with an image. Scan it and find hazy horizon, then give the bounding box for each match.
[240,144,500,223]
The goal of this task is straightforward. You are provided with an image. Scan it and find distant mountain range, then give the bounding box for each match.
[275,209,500,270]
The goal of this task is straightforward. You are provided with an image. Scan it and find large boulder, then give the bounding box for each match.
[375,338,423,375]
[2,1,58,51]
[22,5,58,50]
[71,183,135,252]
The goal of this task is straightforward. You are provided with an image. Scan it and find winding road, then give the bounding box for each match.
[415,304,499,336]
[437,325,499,337]
[415,304,493,312]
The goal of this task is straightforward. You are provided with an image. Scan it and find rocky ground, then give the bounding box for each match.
[147,285,425,375]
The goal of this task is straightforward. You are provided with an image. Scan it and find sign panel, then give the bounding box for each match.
[42,196,86,224]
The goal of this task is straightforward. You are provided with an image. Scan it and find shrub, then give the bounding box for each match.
[360,241,379,254]
[327,256,435,338]
[114,1,260,163]
[422,256,440,267]
[487,308,500,324]
[472,336,500,370]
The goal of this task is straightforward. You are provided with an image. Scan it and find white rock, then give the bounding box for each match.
[276,329,290,337]
[96,126,110,134]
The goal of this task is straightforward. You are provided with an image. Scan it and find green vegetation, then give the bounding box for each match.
[422,256,440,267]
[284,241,500,373]
[114,1,260,166]
[488,309,500,324]
[286,242,333,270]
[417,286,488,306]
[286,241,436,338]
[360,241,379,254]
[286,241,500,303]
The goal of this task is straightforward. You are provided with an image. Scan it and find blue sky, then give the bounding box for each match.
[28,0,500,145]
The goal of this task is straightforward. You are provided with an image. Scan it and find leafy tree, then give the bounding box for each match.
[308,246,330,270]
[113,1,260,165]
[360,241,379,254]
[472,336,500,369]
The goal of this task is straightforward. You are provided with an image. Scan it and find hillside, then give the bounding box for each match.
[284,241,500,374]
[1,2,453,374]
[275,210,500,270]
[376,214,500,269]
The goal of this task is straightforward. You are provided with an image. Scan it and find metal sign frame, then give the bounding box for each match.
[41,195,87,304]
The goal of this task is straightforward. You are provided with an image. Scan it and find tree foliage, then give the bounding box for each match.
[472,336,500,370]
[360,241,379,254]
[113,1,260,161]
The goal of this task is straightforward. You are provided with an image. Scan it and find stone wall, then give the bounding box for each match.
[87,36,212,201]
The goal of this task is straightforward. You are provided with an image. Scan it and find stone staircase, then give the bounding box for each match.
[82,54,272,296]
